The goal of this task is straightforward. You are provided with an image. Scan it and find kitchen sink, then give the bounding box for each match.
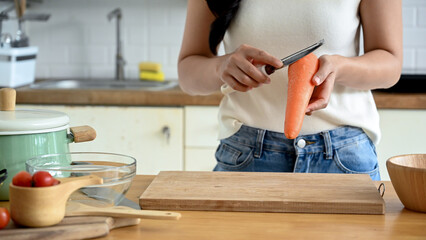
[29,79,179,91]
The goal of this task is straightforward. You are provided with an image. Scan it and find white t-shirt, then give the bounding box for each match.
[218,0,381,144]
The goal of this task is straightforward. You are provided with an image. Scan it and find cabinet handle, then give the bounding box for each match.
[162,126,170,144]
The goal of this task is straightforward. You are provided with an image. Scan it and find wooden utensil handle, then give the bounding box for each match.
[59,175,103,196]
[20,0,26,17]
[0,88,16,111]
[70,125,97,143]
[68,208,181,220]
[109,217,141,229]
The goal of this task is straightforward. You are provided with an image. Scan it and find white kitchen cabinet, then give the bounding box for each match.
[17,105,184,175]
[17,104,425,179]
[185,148,217,171]
[184,106,219,171]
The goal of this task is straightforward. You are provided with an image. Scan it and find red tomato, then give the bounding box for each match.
[12,171,32,187]
[52,178,60,185]
[32,171,55,187]
[0,207,10,229]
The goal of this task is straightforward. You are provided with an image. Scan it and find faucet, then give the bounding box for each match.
[0,4,14,41]
[107,8,125,81]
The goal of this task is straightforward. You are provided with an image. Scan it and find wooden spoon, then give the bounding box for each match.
[9,175,103,227]
[65,201,181,220]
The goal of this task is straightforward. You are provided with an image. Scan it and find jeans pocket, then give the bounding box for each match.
[215,141,254,171]
[333,138,379,175]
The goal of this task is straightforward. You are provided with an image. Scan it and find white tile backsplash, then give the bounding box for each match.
[403,48,416,69]
[419,7,426,27]
[403,0,426,73]
[49,65,88,79]
[38,45,68,64]
[1,0,425,78]
[417,49,426,69]
[402,7,416,27]
[2,0,186,80]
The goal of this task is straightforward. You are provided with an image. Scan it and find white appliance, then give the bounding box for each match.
[0,46,38,88]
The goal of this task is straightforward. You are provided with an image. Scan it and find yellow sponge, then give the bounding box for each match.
[139,62,162,72]
[140,71,165,82]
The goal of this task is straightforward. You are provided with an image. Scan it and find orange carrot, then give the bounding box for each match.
[284,53,319,139]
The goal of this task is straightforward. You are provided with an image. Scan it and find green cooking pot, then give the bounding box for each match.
[0,88,96,200]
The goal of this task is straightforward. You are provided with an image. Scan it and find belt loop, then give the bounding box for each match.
[321,131,333,160]
[254,129,266,158]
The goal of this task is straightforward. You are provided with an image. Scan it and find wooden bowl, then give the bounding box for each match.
[387,154,426,213]
[9,175,103,227]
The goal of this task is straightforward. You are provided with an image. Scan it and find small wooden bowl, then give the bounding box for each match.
[387,154,426,213]
[9,175,103,227]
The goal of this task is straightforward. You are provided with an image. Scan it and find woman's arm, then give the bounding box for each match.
[178,0,220,95]
[178,0,282,96]
[306,0,402,114]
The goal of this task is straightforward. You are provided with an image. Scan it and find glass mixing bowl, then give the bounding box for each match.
[26,152,136,207]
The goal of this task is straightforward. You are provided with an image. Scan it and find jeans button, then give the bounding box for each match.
[297,139,306,148]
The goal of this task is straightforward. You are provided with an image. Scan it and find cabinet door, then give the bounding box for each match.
[185,106,220,147]
[184,106,219,171]
[185,148,217,171]
[18,105,184,174]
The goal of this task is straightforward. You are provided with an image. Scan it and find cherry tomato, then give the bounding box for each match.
[0,207,10,229]
[52,178,60,185]
[12,171,32,187]
[32,171,55,187]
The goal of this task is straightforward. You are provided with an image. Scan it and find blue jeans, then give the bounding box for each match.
[214,125,380,180]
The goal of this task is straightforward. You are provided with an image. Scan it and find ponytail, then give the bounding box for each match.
[206,0,241,55]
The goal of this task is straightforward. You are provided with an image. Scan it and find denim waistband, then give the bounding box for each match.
[225,125,370,158]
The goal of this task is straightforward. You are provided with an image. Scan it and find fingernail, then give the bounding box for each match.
[266,78,271,84]
[313,76,321,85]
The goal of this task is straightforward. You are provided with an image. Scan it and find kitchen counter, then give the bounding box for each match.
[14,85,426,109]
[107,175,424,240]
[15,86,223,107]
[1,175,425,239]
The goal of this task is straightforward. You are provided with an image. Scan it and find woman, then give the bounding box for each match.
[178,0,402,180]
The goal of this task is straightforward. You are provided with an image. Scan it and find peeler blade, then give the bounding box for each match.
[262,39,324,75]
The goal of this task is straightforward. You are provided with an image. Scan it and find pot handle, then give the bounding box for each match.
[70,125,97,143]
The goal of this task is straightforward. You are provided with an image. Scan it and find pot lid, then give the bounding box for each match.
[0,88,69,135]
[0,109,70,134]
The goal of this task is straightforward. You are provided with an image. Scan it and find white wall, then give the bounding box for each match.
[377,110,426,180]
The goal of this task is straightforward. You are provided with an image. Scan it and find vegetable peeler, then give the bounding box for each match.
[259,39,324,75]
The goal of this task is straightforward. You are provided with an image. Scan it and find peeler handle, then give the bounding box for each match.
[257,65,276,76]
[222,64,277,95]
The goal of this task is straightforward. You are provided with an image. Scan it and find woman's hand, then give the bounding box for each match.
[218,44,283,92]
[305,54,339,115]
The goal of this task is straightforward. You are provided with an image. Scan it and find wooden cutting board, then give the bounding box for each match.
[0,216,140,240]
[139,171,385,215]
